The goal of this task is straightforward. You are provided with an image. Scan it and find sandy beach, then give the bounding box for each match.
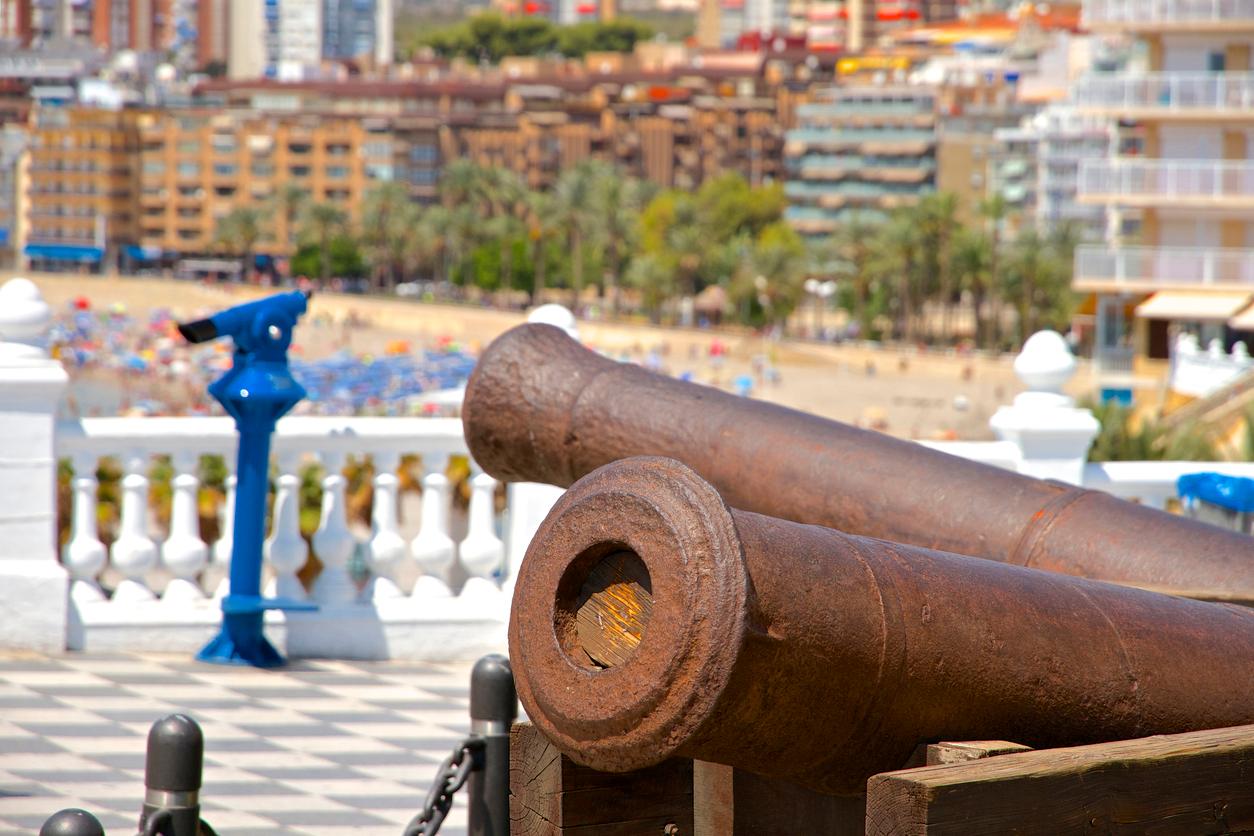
[15,270,1075,440]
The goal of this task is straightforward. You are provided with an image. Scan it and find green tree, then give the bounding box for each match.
[291,235,365,280]
[213,207,264,280]
[525,190,563,304]
[555,161,603,307]
[270,183,309,252]
[731,222,808,328]
[978,194,1010,348]
[362,182,418,289]
[872,208,925,341]
[915,193,960,341]
[1002,228,1075,343]
[298,203,349,284]
[625,253,675,324]
[826,215,879,337]
[952,226,994,347]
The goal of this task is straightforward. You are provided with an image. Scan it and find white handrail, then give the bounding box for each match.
[1079,159,1254,201]
[1074,73,1254,111]
[1075,244,1254,287]
[1085,0,1254,24]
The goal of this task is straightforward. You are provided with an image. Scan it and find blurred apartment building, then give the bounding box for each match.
[784,85,938,236]
[1071,0,1254,397]
[21,106,140,271]
[0,0,176,50]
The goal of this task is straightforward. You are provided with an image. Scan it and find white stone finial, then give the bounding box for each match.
[527,304,579,340]
[1013,330,1076,396]
[0,278,53,362]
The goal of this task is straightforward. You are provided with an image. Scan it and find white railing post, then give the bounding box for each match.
[161,451,208,600]
[110,451,159,602]
[989,331,1100,485]
[312,451,358,606]
[64,451,107,603]
[0,278,70,652]
[265,452,308,600]
[211,472,235,598]
[459,463,506,597]
[365,452,407,600]
[411,454,455,598]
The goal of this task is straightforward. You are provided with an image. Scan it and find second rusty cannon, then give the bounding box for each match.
[509,457,1254,796]
[464,323,1254,602]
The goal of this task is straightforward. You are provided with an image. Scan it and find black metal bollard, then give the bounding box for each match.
[139,714,204,836]
[467,654,517,836]
[40,809,105,836]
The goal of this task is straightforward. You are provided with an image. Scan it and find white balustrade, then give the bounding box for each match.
[1085,0,1254,25]
[1075,244,1254,289]
[1079,159,1254,204]
[110,452,160,602]
[459,465,506,598]
[311,451,358,607]
[1074,73,1254,113]
[266,452,308,601]
[63,452,107,602]
[211,472,235,598]
[161,451,208,600]
[365,453,407,600]
[411,454,456,598]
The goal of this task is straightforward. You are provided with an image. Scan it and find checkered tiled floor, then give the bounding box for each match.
[0,652,482,835]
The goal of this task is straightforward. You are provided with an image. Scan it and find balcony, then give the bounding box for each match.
[1079,159,1254,209]
[1073,73,1254,120]
[1074,244,1254,291]
[1084,0,1254,32]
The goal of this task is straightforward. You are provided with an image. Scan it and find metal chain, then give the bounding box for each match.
[403,737,484,836]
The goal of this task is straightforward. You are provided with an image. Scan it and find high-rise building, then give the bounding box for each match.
[228,0,323,80]
[0,0,33,45]
[1071,0,1254,390]
[22,105,141,272]
[90,0,175,52]
[784,85,938,237]
[196,0,229,68]
[322,0,393,66]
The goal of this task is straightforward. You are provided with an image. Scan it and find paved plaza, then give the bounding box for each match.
[0,651,482,835]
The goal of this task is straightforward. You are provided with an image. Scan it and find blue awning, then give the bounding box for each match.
[0,227,9,246]
[123,244,163,261]
[24,243,103,262]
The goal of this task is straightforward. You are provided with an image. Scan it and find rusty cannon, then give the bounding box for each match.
[509,456,1254,796]
[464,323,1254,602]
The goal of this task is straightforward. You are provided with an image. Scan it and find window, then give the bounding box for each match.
[177,207,199,218]
[213,163,237,177]
[365,164,392,180]
[326,166,348,179]
[177,141,200,154]
[410,145,437,163]
[288,142,312,155]
[178,185,200,198]
[289,165,311,178]
[142,161,165,174]
[177,162,200,178]
[1209,52,1226,72]
[327,144,352,157]
[214,186,236,198]
[177,229,199,241]
[324,189,350,201]
[251,163,275,177]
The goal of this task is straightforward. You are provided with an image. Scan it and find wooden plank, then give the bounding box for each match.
[573,551,653,669]
[510,722,693,836]
[924,741,1032,766]
[866,724,1254,835]
[693,761,864,836]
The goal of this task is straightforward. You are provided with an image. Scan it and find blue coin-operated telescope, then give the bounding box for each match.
[178,291,317,667]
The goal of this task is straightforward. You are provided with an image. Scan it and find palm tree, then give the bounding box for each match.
[1004,228,1073,343]
[595,169,652,319]
[270,184,308,255]
[874,209,924,342]
[978,194,1009,349]
[525,190,562,304]
[827,215,878,337]
[214,207,264,282]
[554,162,602,308]
[362,182,414,290]
[625,253,675,324]
[298,203,348,285]
[479,166,526,294]
[733,222,808,330]
[916,193,960,341]
[951,227,993,347]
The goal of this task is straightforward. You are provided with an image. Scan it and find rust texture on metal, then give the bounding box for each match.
[464,323,1254,600]
[508,457,1254,796]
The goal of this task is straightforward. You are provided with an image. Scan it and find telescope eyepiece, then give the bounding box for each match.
[177,318,219,344]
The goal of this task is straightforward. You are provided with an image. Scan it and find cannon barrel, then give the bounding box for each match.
[465,323,1254,600]
[509,457,1254,796]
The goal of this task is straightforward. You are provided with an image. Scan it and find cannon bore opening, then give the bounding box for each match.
[557,548,653,670]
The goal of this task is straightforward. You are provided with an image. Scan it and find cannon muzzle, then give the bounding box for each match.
[465,323,1254,601]
[509,457,1254,795]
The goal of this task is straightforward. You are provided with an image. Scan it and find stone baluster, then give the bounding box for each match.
[63,452,107,603]
[989,330,1100,486]
[211,472,235,598]
[458,463,505,598]
[0,277,70,652]
[110,452,159,602]
[160,452,208,600]
[411,454,454,598]
[265,452,308,601]
[312,451,358,606]
[365,452,407,600]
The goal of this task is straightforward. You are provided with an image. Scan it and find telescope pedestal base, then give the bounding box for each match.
[196,612,284,668]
